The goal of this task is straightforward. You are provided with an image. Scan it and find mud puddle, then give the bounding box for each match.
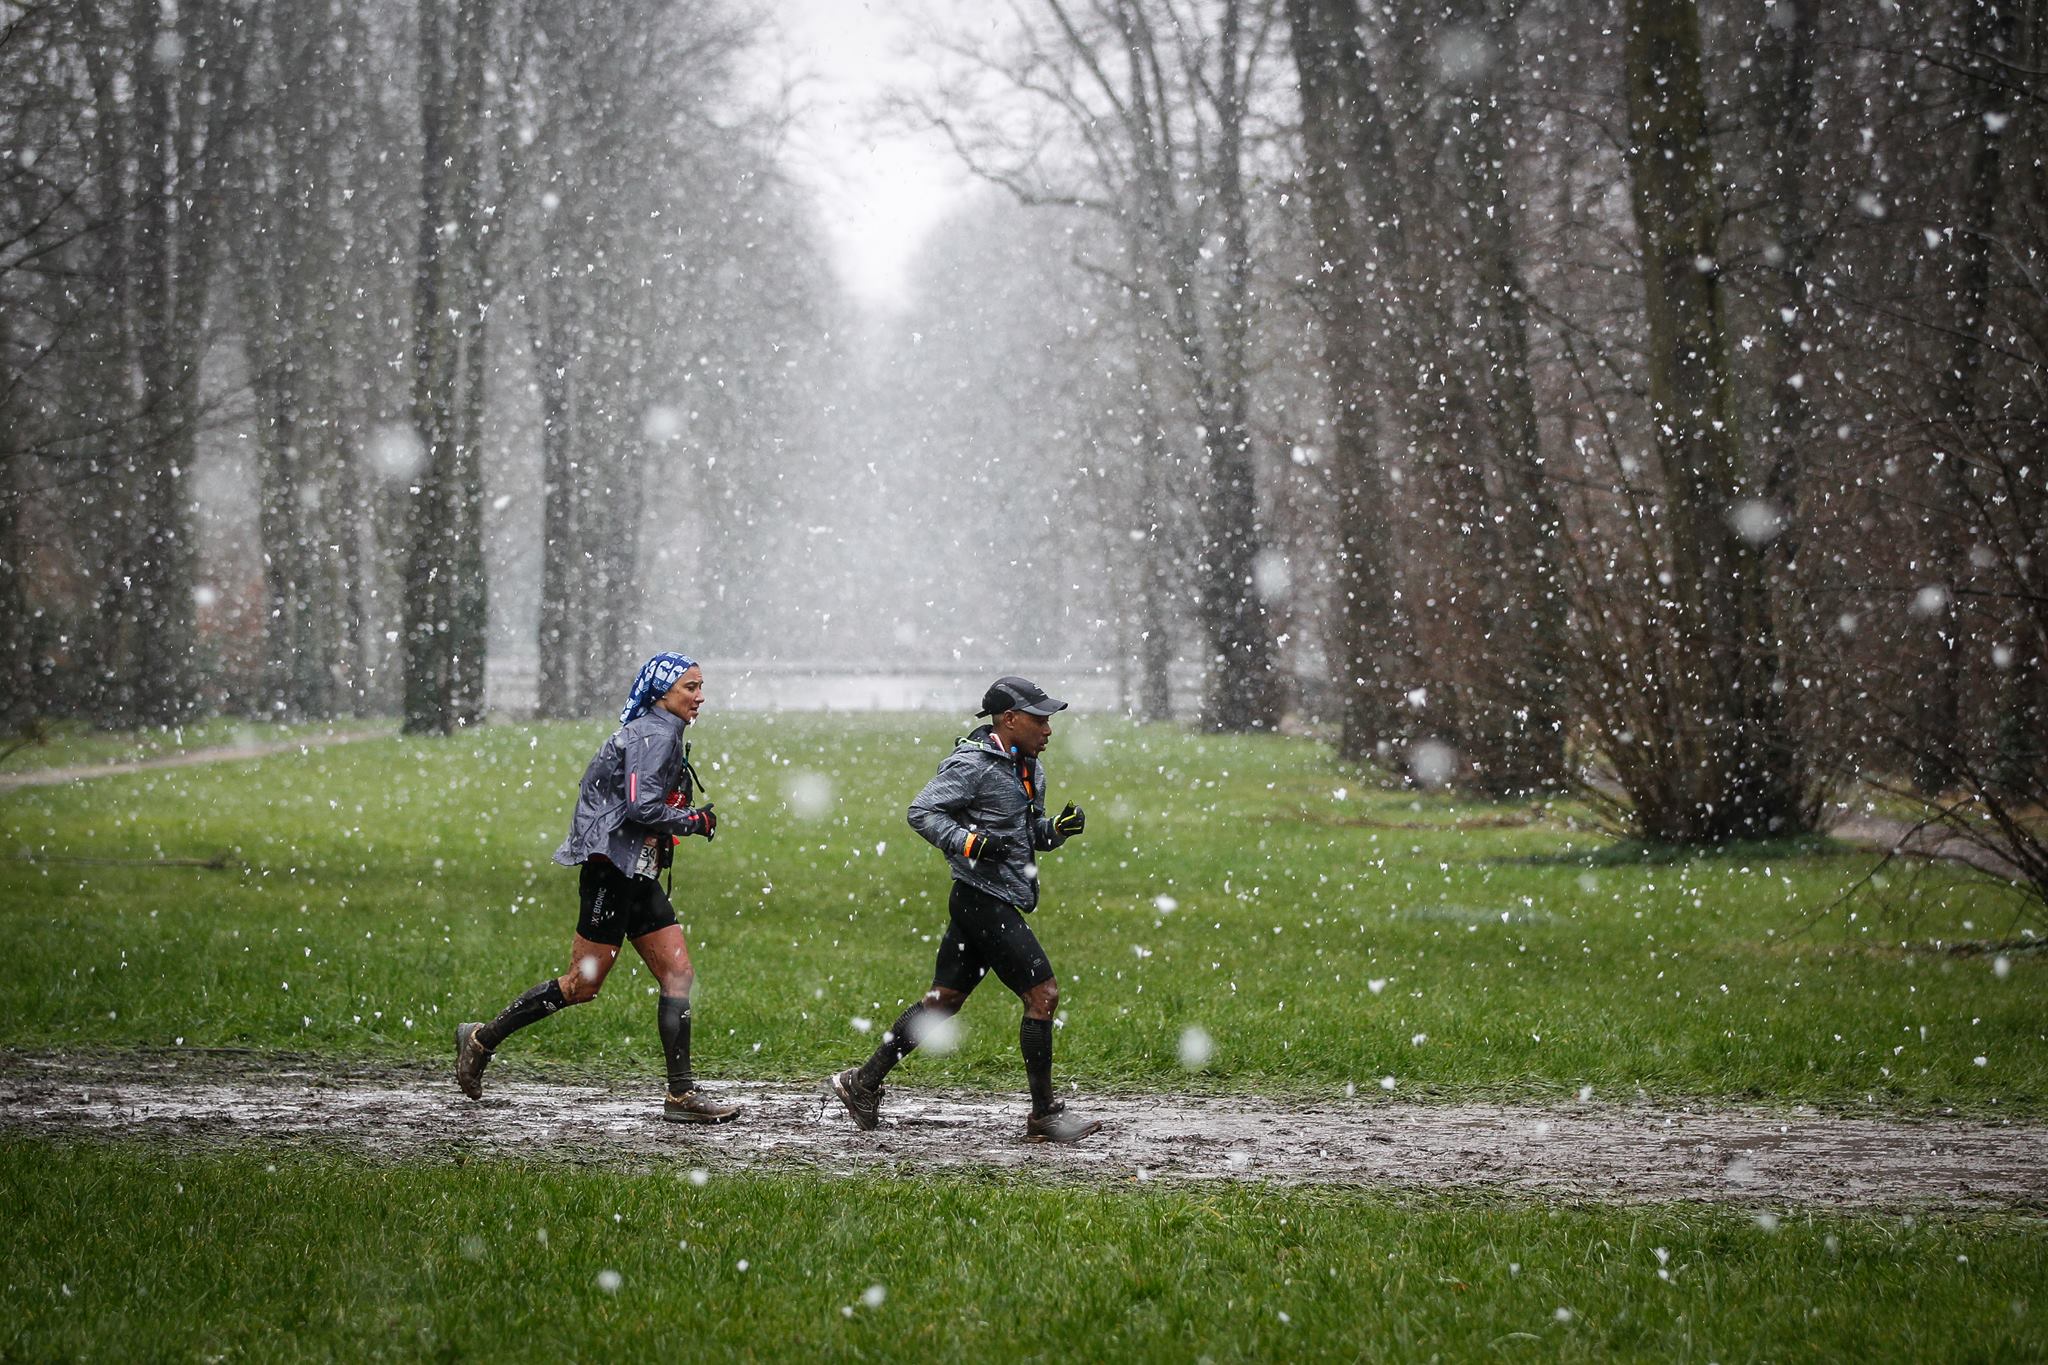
[2,1050,2041,1210]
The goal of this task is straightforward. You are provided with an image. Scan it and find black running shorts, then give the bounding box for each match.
[930,879,1054,997]
[576,857,678,946]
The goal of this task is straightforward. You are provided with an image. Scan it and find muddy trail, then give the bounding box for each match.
[0,730,387,793]
[3,1050,2042,1211]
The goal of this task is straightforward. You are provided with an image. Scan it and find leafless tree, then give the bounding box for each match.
[913,0,1288,731]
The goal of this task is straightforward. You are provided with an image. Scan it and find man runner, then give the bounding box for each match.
[826,675,1100,1143]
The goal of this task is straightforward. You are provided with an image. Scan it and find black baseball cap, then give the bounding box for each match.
[977,675,1068,718]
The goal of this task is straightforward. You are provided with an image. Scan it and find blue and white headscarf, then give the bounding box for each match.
[620,651,698,726]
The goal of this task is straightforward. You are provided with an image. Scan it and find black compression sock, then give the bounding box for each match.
[476,979,568,1050]
[857,1004,927,1089]
[1021,1016,1054,1114]
[658,994,694,1095]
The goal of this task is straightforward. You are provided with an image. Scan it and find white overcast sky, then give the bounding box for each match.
[747,0,991,311]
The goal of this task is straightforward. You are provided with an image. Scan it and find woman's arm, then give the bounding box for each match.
[622,730,708,836]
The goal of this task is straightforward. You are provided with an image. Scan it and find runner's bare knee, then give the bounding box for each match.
[560,955,609,1004]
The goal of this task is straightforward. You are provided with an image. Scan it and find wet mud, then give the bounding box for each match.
[2,1050,2042,1210]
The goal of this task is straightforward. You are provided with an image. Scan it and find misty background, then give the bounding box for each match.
[2,0,2043,880]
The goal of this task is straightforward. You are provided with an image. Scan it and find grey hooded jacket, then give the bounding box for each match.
[552,709,703,877]
[907,724,1068,911]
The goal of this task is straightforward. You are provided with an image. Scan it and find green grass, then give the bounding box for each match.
[3,1140,2040,1363]
[2,714,2042,1114]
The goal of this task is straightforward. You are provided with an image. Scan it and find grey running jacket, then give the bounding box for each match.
[907,724,1069,911]
[552,709,701,877]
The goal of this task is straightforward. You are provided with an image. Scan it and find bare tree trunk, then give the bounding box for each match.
[403,0,455,733]
[250,315,311,719]
[75,23,135,721]
[300,0,354,721]
[1446,0,1566,794]
[127,0,245,726]
[0,306,28,725]
[1134,365,1175,724]
[238,12,330,723]
[566,412,608,718]
[1757,0,1817,553]
[448,261,491,722]
[1620,0,1806,840]
[126,0,196,726]
[529,278,580,719]
[1287,0,1401,762]
[1201,0,1278,732]
[333,418,370,717]
[1104,0,1275,734]
[403,0,494,734]
[1916,0,2013,795]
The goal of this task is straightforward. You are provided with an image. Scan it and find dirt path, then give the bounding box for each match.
[1829,813,2034,885]
[0,730,389,793]
[3,1051,2041,1210]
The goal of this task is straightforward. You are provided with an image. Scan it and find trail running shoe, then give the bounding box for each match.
[827,1067,882,1131]
[454,1022,492,1100]
[1025,1101,1102,1144]
[663,1089,740,1124]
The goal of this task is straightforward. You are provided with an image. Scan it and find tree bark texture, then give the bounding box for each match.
[1199,0,1277,732]
[76,0,250,727]
[1914,0,2014,796]
[1620,0,1805,840]
[1135,365,1176,724]
[1104,0,1277,733]
[1443,0,1567,794]
[238,0,360,722]
[529,274,583,720]
[0,304,27,724]
[403,0,495,735]
[1285,0,1404,763]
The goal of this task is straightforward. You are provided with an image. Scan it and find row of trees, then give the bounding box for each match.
[3,0,2040,887]
[2,0,827,733]
[2,0,252,726]
[902,0,2041,886]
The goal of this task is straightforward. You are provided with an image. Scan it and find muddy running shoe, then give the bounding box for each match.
[1025,1101,1102,1144]
[454,1022,492,1100]
[663,1089,740,1125]
[827,1067,882,1131]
